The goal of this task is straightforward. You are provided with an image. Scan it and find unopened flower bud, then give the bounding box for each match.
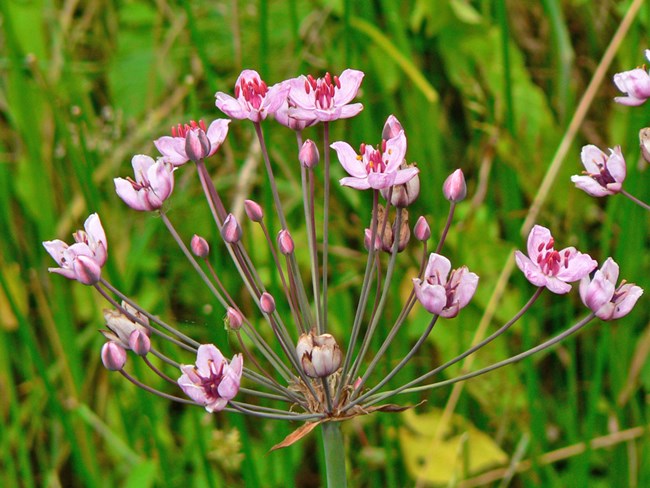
[221,214,242,243]
[277,229,294,255]
[185,128,211,162]
[101,342,127,371]
[296,331,342,378]
[414,216,431,241]
[640,128,650,164]
[225,307,243,331]
[443,169,467,202]
[299,139,319,168]
[382,114,404,140]
[191,234,210,258]
[260,292,276,314]
[380,162,420,207]
[73,255,102,285]
[364,228,382,251]
[128,330,151,356]
[244,199,264,222]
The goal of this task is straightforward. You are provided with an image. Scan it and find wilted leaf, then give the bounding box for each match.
[270,420,322,451]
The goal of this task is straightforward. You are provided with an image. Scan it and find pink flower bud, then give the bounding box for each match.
[299,139,319,168]
[364,228,382,251]
[191,234,210,258]
[414,216,431,241]
[277,229,294,254]
[185,128,211,162]
[382,114,404,140]
[225,307,243,331]
[244,199,264,222]
[260,292,276,314]
[101,342,127,371]
[221,214,242,243]
[128,330,151,356]
[296,331,342,378]
[443,169,467,202]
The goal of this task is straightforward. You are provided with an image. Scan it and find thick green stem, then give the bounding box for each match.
[321,422,347,488]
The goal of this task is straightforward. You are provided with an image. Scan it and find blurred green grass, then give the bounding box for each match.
[0,0,648,486]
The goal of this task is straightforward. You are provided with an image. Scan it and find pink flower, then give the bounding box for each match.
[332,130,418,190]
[571,145,626,197]
[614,50,650,106]
[412,253,479,318]
[285,69,364,122]
[43,213,107,285]
[579,258,643,321]
[178,344,243,413]
[114,155,175,212]
[215,70,289,123]
[154,119,230,166]
[515,225,597,294]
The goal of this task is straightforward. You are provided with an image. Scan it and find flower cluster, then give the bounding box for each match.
[43,64,643,451]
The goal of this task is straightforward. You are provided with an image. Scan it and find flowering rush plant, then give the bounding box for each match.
[45,65,644,486]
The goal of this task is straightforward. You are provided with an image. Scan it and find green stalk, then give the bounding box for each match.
[321,422,347,488]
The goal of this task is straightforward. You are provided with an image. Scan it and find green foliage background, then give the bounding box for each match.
[0,0,648,486]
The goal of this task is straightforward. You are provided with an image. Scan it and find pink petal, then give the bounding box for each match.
[514,250,548,288]
[215,93,249,119]
[384,131,407,172]
[333,69,364,105]
[544,276,572,294]
[195,344,224,376]
[610,284,644,319]
[148,162,174,201]
[367,171,397,189]
[131,154,155,180]
[571,175,612,197]
[154,137,188,166]
[337,103,364,119]
[206,119,231,156]
[331,141,367,178]
[454,268,479,309]
[425,253,451,282]
[392,167,420,186]
[339,176,371,189]
[580,145,606,174]
[526,225,552,262]
[607,146,626,184]
[115,178,148,211]
[262,82,291,116]
[556,249,597,282]
[43,240,68,265]
[613,96,646,107]
[413,279,446,314]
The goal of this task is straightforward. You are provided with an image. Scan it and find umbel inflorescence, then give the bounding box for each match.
[45,65,644,447]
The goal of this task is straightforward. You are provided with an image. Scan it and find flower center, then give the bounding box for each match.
[536,238,570,275]
[198,359,225,400]
[584,153,615,187]
[362,142,388,174]
[171,120,207,138]
[303,72,341,110]
[235,77,268,110]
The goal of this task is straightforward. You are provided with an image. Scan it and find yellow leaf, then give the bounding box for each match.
[398,408,507,485]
